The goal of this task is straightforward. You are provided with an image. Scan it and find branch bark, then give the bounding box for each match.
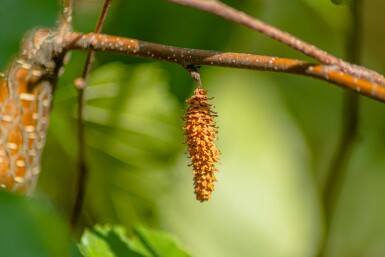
[63,32,385,103]
[164,0,385,87]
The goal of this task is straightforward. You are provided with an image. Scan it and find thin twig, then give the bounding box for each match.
[185,65,202,88]
[164,0,385,87]
[70,0,113,229]
[324,0,362,217]
[62,0,74,24]
[63,32,385,102]
[318,0,362,256]
[80,0,112,83]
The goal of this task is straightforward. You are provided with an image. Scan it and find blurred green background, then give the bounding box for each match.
[1,0,385,256]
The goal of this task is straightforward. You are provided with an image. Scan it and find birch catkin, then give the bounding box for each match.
[0,24,70,193]
[183,88,220,202]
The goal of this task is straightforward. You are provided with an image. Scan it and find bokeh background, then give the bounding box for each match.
[1,0,385,256]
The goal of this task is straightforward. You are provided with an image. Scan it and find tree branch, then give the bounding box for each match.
[70,0,112,229]
[164,0,385,87]
[63,32,385,103]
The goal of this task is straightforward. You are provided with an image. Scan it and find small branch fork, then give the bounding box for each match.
[63,32,385,103]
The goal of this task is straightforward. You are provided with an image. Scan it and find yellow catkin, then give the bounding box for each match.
[183,88,220,202]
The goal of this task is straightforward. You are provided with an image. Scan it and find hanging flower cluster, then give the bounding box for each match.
[183,88,220,202]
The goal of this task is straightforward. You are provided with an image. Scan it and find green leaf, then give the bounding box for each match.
[134,226,191,257]
[79,226,148,257]
[0,190,77,257]
[79,225,191,257]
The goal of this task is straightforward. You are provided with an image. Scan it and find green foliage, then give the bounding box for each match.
[0,190,79,257]
[78,225,191,257]
[2,0,385,257]
[0,0,57,68]
[331,0,349,5]
[42,62,183,227]
[0,191,191,257]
